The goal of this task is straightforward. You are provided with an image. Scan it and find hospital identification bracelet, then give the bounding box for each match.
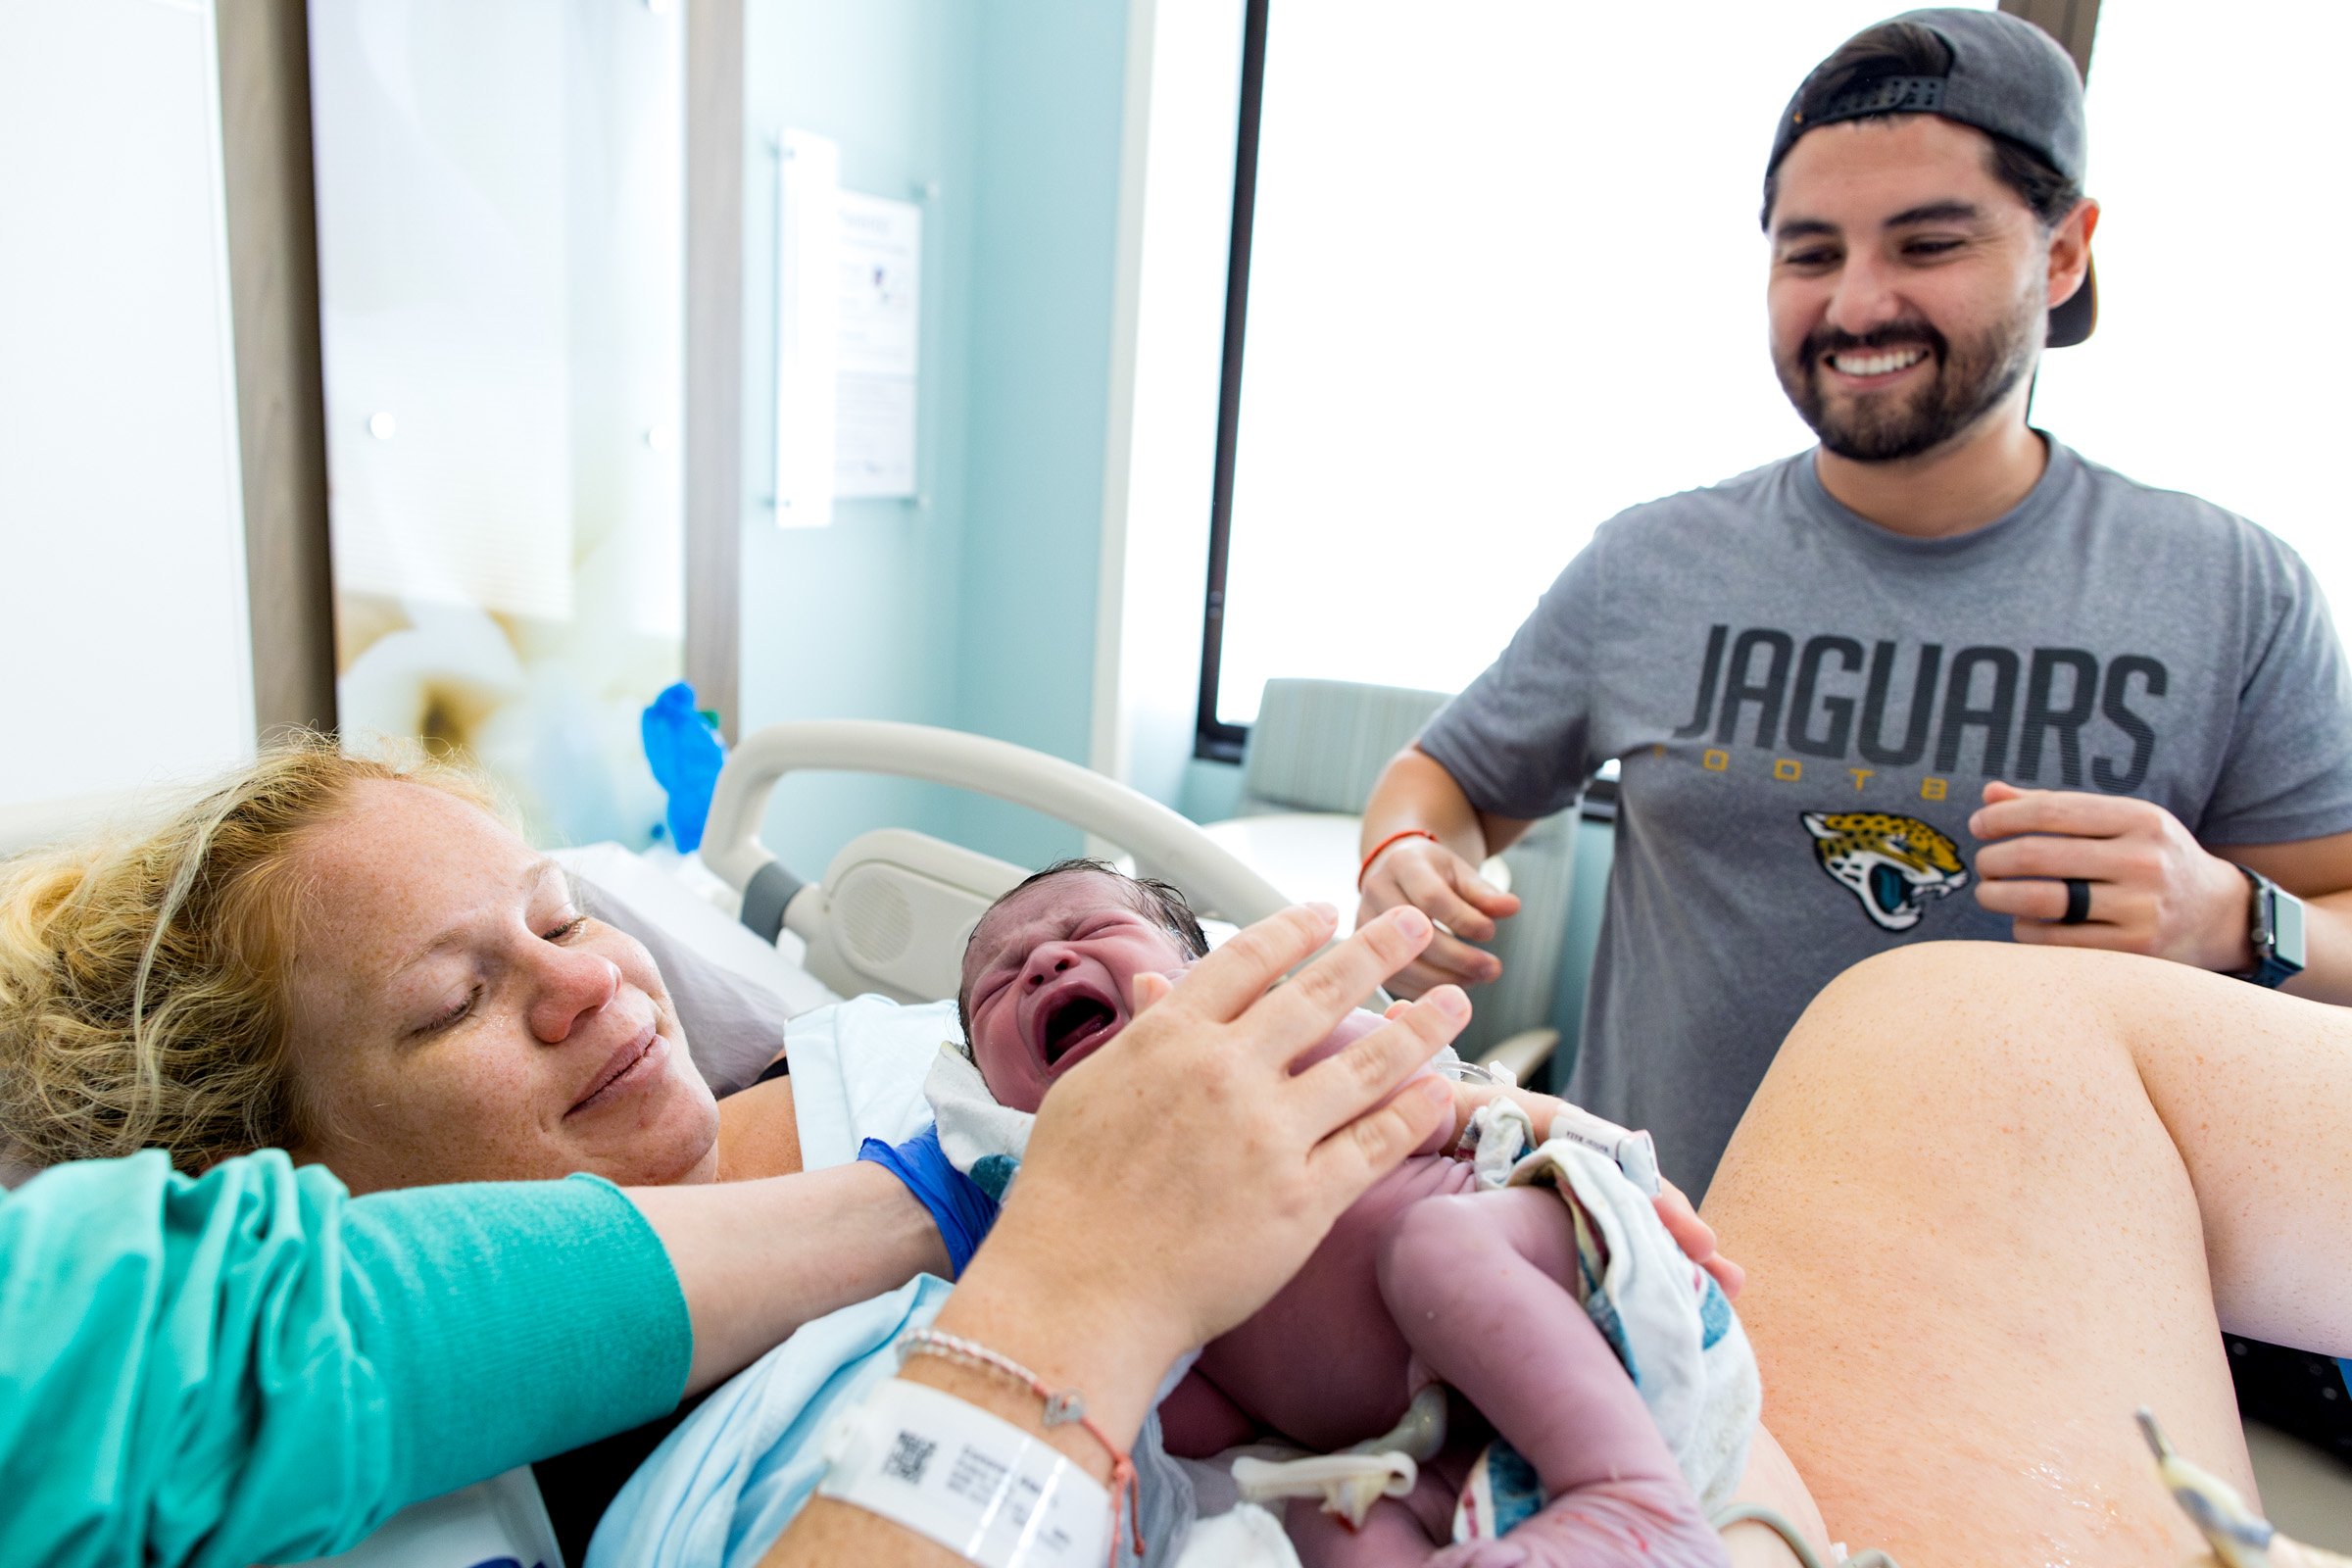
[818,1376,1114,1568]
[901,1328,1142,1564]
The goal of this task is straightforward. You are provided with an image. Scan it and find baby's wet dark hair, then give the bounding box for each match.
[956,858,1209,1045]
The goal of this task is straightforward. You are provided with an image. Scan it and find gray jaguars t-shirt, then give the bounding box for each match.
[1418,438,2352,1195]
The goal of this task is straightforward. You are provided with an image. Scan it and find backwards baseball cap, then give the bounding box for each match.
[1766,7,2094,347]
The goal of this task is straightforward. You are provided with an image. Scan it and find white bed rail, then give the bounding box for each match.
[703,720,1295,925]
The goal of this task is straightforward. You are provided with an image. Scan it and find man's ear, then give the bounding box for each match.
[2047,196,2099,311]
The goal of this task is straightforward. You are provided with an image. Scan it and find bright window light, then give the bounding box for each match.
[2031,1,2352,637]
[1214,0,1996,727]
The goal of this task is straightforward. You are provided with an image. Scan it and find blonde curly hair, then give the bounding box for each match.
[0,736,501,1173]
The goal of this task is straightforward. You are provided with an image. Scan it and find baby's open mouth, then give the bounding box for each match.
[1040,993,1118,1067]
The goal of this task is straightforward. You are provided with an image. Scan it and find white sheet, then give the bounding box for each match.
[780,995,958,1171]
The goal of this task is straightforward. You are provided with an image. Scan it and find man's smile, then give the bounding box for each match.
[1825,344,1931,380]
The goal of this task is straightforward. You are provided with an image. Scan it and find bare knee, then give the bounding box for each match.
[1376,1192,1493,1307]
[1711,943,2162,1229]
[1772,941,2143,1092]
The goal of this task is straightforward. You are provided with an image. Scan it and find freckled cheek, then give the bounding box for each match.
[400,1044,566,1149]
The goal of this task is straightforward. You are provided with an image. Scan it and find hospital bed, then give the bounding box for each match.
[303,720,1348,1568]
[698,718,1302,1003]
[7,722,2342,1560]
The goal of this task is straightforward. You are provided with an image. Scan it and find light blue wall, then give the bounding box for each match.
[944,0,1130,865]
[1176,756,1244,823]
[735,0,1127,879]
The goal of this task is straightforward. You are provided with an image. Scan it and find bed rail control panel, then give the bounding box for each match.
[739,861,807,944]
[785,830,1028,1004]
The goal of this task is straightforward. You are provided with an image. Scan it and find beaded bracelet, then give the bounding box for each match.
[899,1327,1144,1567]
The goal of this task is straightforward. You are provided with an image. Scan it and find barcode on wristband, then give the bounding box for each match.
[884,1430,936,1484]
[820,1377,1112,1568]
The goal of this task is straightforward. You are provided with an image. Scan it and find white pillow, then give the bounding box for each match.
[555,844,842,1095]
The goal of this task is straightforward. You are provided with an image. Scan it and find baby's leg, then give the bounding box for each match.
[1376,1188,1730,1568]
[1159,1367,1262,1458]
[1705,941,2352,1565]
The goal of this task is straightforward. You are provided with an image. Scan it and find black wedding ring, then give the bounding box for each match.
[2060,877,2093,925]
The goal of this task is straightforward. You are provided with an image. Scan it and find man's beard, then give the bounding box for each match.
[1776,291,2039,463]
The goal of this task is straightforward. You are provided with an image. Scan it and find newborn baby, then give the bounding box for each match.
[952,860,1752,1568]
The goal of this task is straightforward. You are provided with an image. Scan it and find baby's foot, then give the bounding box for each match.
[1427,1485,1728,1568]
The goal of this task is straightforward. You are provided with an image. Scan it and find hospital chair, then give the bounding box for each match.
[1226,678,1578,1084]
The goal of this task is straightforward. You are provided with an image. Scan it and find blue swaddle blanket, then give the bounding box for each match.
[584,1273,1204,1568]
[586,1276,950,1568]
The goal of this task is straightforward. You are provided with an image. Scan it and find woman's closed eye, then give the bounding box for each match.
[415,987,481,1038]
[413,914,588,1036]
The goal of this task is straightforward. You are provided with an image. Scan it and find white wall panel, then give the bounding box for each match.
[0,0,255,811]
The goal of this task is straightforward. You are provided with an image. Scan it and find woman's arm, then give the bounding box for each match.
[0,1151,692,1568]
[762,904,1469,1564]
[628,1158,946,1391]
[0,1144,947,1568]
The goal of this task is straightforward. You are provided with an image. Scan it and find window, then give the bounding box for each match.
[1201,0,1996,751]
[2030,0,2352,631]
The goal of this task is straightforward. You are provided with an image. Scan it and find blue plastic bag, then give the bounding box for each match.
[642,682,726,853]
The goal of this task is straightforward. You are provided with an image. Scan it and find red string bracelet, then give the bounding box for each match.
[1357,828,1440,891]
[899,1327,1144,1568]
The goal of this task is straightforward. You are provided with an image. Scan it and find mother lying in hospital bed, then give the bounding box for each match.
[1,741,2345,1566]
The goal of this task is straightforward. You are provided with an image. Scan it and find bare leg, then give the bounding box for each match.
[1377,1188,1728,1567]
[1160,1367,1262,1458]
[1703,942,2352,1566]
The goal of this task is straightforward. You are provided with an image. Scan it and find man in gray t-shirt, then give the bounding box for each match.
[1357,9,2352,1193]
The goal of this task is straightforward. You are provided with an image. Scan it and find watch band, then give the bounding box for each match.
[2231,863,2308,989]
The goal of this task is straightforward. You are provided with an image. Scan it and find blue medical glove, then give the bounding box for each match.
[858,1124,1001,1278]
[641,681,725,853]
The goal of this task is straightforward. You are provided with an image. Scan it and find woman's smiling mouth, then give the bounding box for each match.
[569,1025,665,1115]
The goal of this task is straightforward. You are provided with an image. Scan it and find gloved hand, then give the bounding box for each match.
[858,1124,1001,1277]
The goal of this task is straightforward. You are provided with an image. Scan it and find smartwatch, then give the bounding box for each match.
[2231,864,2307,989]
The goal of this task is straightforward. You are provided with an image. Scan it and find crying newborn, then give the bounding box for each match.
[949,859,1755,1568]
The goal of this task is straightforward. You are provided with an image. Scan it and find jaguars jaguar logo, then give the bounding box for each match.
[1801,810,1970,932]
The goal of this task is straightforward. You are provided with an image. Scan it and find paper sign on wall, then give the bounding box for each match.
[775,131,924,524]
[835,192,921,499]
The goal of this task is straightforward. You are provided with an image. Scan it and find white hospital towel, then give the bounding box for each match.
[1494,1137,1760,1517]
[927,1042,1032,1195]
